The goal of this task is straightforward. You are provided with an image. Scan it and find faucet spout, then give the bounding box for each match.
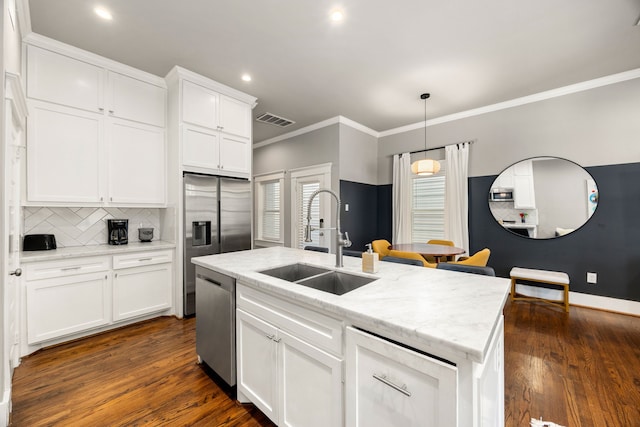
[305,188,351,267]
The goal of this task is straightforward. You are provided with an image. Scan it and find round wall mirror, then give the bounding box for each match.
[488,157,598,239]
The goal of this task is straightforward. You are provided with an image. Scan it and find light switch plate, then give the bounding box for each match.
[586,272,597,284]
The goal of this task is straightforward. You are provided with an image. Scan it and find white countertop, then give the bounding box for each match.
[20,240,176,263]
[192,247,510,363]
[502,223,536,229]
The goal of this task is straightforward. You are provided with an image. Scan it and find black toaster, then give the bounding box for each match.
[23,234,57,251]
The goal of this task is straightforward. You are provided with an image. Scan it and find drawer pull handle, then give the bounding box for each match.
[61,266,81,271]
[138,258,152,262]
[372,374,411,397]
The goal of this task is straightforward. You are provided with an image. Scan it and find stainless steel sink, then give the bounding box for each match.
[296,271,376,295]
[259,263,376,296]
[259,263,331,282]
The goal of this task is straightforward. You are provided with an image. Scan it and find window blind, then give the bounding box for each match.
[411,172,446,242]
[261,180,281,241]
[296,182,320,248]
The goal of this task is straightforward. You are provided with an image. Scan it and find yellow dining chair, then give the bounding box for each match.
[388,250,437,268]
[426,239,455,263]
[371,239,391,259]
[451,248,490,267]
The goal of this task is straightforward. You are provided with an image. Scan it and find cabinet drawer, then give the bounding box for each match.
[113,250,172,270]
[25,256,110,281]
[237,283,343,356]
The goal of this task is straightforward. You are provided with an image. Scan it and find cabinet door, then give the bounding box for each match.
[219,134,250,176]
[279,329,343,427]
[237,309,279,424]
[182,80,219,129]
[495,166,514,189]
[107,119,166,205]
[112,263,172,321]
[346,327,457,427]
[27,101,103,203]
[182,125,220,172]
[513,175,536,209]
[107,71,166,127]
[26,45,104,112]
[26,272,111,344]
[219,95,251,138]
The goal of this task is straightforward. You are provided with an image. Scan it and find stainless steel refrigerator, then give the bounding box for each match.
[183,173,251,316]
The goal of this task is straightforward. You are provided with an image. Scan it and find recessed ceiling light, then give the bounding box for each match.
[241,74,252,82]
[94,7,113,20]
[330,8,344,22]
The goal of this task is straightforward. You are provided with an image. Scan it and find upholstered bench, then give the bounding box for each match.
[510,267,570,312]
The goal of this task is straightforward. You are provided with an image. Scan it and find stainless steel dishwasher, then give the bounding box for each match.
[195,266,236,387]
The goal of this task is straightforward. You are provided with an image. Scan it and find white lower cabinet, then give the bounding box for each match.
[236,283,344,427]
[345,327,458,427]
[24,249,173,350]
[112,251,173,321]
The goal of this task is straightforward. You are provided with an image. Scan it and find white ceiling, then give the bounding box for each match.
[26,0,640,143]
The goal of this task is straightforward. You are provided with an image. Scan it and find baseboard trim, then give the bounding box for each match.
[515,284,640,317]
[0,387,10,427]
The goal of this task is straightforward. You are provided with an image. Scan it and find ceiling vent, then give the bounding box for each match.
[256,112,295,128]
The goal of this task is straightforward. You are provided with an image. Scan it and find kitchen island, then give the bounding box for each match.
[192,246,510,427]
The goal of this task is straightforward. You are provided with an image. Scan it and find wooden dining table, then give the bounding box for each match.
[389,243,466,263]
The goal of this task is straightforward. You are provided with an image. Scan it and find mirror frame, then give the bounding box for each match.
[488,156,599,240]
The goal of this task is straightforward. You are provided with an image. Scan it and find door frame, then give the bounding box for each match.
[289,163,332,251]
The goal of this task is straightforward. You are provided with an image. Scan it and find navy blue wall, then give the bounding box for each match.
[342,162,640,302]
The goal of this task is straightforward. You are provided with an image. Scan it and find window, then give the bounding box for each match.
[411,166,446,242]
[255,172,285,245]
[290,163,332,250]
[296,181,321,248]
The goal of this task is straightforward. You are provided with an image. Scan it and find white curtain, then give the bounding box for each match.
[444,143,470,254]
[392,153,412,244]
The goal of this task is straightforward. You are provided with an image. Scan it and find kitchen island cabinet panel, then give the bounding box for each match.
[237,309,279,422]
[345,326,457,427]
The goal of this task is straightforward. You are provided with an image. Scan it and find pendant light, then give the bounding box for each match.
[411,93,441,176]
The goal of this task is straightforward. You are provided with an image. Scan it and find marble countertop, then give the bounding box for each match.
[502,223,536,229]
[20,240,176,263]
[192,247,510,363]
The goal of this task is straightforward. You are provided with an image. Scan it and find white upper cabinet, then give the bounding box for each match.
[107,71,166,127]
[107,119,166,204]
[26,45,103,113]
[27,101,103,203]
[167,66,256,179]
[24,36,167,206]
[182,80,219,129]
[219,94,251,138]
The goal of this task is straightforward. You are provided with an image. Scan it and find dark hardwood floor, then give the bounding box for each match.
[10,301,640,426]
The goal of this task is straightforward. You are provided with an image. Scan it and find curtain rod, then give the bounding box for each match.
[407,139,476,156]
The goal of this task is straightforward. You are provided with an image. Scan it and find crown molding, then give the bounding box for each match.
[379,68,640,138]
[254,115,378,149]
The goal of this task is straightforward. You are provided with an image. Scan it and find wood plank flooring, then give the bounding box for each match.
[10,301,640,426]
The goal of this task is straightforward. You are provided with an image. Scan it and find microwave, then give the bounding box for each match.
[490,188,514,202]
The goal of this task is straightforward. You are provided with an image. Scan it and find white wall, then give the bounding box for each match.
[338,124,378,185]
[377,77,640,184]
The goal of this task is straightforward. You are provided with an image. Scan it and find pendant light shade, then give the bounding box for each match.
[411,158,441,175]
[411,93,441,175]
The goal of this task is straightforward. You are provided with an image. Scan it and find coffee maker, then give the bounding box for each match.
[108,219,128,245]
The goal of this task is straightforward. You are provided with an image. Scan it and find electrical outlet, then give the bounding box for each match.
[587,272,597,284]
[344,203,349,212]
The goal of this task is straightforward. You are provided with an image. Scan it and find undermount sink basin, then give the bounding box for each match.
[259,263,376,295]
[259,263,331,282]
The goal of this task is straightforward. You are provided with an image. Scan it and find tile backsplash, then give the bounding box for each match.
[488,201,538,225]
[23,207,161,248]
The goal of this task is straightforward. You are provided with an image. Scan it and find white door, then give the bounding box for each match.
[4,74,27,379]
[236,309,279,424]
[279,329,343,427]
[291,166,331,251]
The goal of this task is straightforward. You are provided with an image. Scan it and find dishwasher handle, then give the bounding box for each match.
[196,272,234,292]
